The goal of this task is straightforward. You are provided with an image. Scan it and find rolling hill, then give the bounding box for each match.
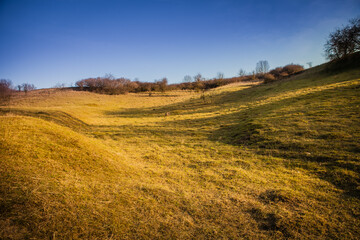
[1,54,360,239]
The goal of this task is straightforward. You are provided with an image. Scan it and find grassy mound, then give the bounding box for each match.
[0,116,138,239]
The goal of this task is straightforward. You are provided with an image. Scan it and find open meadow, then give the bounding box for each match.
[1,56,360,239]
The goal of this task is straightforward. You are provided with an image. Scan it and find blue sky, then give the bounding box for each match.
[0,0,359,89]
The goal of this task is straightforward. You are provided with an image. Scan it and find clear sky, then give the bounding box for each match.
[0,0,359,89]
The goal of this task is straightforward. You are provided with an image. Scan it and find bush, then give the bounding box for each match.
[75,76,169,95]
[76,77,134,94]
[156,78,168,92]
[74,62,306,95]
[0,79,13,105]
[269,67,284,78]
[263,73,276,83]
[279,72,289,78]
[264,64,304,84]
[282,64,304,75]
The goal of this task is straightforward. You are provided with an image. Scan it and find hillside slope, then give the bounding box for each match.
[1,54,360,239]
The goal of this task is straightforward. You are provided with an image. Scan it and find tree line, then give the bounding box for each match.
[75,75,168,94]
[74,61,304,95]
[0,61,305,101]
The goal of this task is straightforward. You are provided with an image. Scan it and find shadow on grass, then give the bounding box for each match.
[208,87,360,199]
[104,83,270,119]
[102,87,360,201]
[2,69,359,199]
[104,64,360,120]
[136,94,183,98]
[101,77,360,200]
[0,108,89,132]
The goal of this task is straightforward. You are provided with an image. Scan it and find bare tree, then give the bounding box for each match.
[217,72,224,80]
[183,75,192,82]
[194,73,203,82]
[324,17,360,60]
[238,69,246,77]
[158,78,168,92]
[255,60,270,74]
[306,62,313,68]
[0,79,13,105]
[104,73,115,80]
[251,71,256,80]
[193,73,204,91]
[21,83,36,93]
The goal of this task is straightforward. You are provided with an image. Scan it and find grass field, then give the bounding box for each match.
[1,55,360,239]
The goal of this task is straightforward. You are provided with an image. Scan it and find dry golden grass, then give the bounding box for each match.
[1,57,360,239]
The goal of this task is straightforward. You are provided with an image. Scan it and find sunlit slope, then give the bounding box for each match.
[208,56,360,197]
[1,54,360,239]
[0,116,141,239]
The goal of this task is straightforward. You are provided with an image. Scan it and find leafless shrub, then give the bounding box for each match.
[279,72,289,78]
[193,74,205,91]
[156,78,168,92]
[269,67,284,78]
[282,64,304,75]
[266,64,304,83]
[75,74,169,95]
[0,79,13,105]
[21,83,36,93]
[74,61,305,95]
[263,73,276,83]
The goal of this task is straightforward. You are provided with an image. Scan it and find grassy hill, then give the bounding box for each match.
[1,54,360,239]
